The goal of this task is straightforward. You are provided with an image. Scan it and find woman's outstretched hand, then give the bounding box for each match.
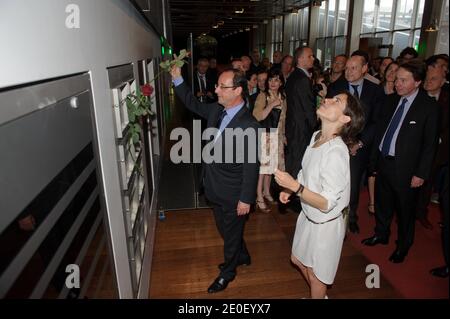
[274,169,299,192]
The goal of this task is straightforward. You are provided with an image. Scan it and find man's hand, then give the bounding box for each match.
[411,176,424,188]
[349,143,360,156]
[170,64,182,80]
[279,191,292,204]
[237,201,251,216]
[18,215,35,231]
[274,169,298,192]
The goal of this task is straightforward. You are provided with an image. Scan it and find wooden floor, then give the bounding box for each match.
[149,204,399,299]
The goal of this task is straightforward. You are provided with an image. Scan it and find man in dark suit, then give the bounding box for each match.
[283,46,317,214]
[362,60,440,263]
[327,54,385,233]
[193,57,217,103]
[416,65,449,229]
[284,46,317,179]
[170,65,260,293]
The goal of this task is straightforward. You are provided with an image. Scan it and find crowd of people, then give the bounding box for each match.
[175,45,449,298]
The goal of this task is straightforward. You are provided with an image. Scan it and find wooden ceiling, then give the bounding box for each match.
[168,0,311,37]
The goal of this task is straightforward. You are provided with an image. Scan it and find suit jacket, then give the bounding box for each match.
[435,86,449,165]
[193,72,217,103]
[327,78,385,147]
[369,90,440,186]
[174,81,260,206]
[284,67,317,175]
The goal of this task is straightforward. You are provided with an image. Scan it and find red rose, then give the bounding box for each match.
[141,84,154,96]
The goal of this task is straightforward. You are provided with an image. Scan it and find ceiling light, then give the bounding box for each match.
[212,25,218,29]
[245,27,250,31]
[263,20,268,24]
[239,29,243,32]
[253,24,258,29]
[235,8,244,14]
[218,20,224,26]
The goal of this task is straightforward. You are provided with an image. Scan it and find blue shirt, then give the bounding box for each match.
[215,102,245,142]
[172,76,245,142]
[379,89,419,156]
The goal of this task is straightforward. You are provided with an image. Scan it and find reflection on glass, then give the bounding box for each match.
[302,8,309,39]
[335,37,346,56]
[436,0,449,54]
[393,31,411,58]
[327,0,336,37]
[395,0,414,30]
[319,1,326,37]
[337,0,348,36]
[362,0,376,33]
[413,29,421,52]
[377,0,394,32]
[415,0,425,28]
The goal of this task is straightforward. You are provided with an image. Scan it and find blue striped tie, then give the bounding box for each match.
[381,98,408,156]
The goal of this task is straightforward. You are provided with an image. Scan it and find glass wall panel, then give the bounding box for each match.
[377,0,394,32]
[362,0,376,33]
[337,0,348,36]
[395,0,414,30]
[327,0,336,37]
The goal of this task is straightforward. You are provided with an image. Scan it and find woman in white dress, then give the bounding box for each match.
[274,91,364,299]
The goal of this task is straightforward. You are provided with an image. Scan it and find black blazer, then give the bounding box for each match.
[369,90,440,186]
[284,68,317,176]
[193,72,217,103]
[327,78,385,147]
[174,81,260,206]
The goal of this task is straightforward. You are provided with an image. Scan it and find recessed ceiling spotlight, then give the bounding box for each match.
[235,8,244,14]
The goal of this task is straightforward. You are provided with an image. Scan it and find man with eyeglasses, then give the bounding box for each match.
[170,64,260,293]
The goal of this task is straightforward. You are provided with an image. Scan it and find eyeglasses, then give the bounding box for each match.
[215,84,237,90]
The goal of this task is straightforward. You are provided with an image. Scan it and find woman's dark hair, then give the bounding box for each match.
[338,91,365,148]
[264,68,286,99]
[381,61,399,85]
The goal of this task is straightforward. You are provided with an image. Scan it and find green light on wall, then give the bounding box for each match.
[169,47,173,55]
[161,46,165,55]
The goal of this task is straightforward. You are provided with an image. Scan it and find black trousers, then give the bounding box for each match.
[349,147,371,224]
[213,205,250,281]
[374,156,418,254]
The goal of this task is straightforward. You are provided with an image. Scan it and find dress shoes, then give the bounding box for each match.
[361,235,388,246]
[430,266,449,278]
[207,277,232,293]
[349,222,360,234]
[389,249,407,263]
[218,258,251,270]
[418,217,433,230]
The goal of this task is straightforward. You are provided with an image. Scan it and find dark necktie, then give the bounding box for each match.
[216,109,227,128]
[351,84,359,98]
[381,98,408,156]
[199,75,206,93]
